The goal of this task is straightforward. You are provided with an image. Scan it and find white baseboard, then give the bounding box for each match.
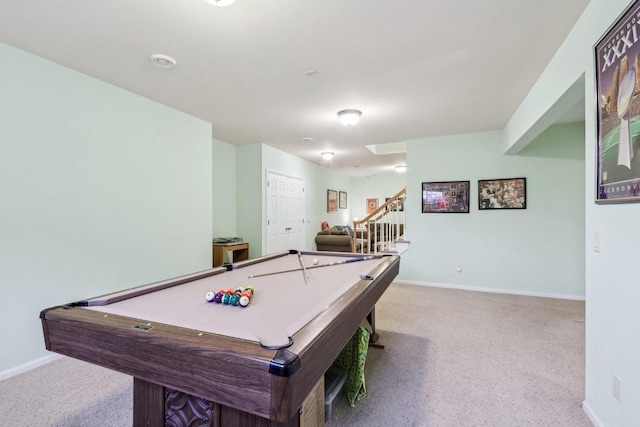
[0,353,63,381]
[582,400,604,427]
[393,279,586,301]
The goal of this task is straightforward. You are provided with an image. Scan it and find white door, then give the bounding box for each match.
[266,171,305,254]
[286,176,304,250]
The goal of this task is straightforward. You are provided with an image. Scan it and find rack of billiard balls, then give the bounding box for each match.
[205,286,254,307]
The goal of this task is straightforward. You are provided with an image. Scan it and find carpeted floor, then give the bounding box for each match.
[0,283,589,426]
[326,284,590,426]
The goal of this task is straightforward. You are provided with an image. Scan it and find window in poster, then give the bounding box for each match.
[327,189,338,213]
[595,0,640,203]
[478,178,526,210]
[422,181,469,213]
[339,191,347,209]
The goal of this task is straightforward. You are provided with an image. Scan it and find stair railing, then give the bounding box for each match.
[353,188,406,254]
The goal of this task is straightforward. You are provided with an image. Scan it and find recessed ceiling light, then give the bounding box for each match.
[337,109,362,126]
[301,137,313,142]
[395,165,407,173]
[206,0,236,6]
[150,54,176,69]
[304,69,319,77]
[321,152,335,160]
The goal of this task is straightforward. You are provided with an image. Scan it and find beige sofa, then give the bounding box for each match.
[315,226,355,252]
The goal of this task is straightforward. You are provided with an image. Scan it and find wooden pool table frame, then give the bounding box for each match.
[40,251,400,426]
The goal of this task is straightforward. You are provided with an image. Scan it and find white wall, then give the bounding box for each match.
[399,125,585,298]
[507,0,640,424]
[0,43,212,373]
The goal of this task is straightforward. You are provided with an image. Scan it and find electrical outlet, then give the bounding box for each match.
[613,374,621,403]
[456,264,462,272]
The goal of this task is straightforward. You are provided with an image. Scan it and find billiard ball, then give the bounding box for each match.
[230,295,240,306]
[205,291,215,302]
[222,293,231,305]
[239,296,250,307]
[213,292,223,303]
[313,258,319,265]
[244,286,255,294]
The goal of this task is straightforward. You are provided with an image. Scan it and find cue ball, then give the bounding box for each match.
[205,291,215,302]
[313,258,319,265]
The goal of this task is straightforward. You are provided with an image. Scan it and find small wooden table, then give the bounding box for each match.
[212,242,249,267]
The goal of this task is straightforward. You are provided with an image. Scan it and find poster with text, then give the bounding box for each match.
[595,0,640,203]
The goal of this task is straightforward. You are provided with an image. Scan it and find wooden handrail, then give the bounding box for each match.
[352,188,406,254]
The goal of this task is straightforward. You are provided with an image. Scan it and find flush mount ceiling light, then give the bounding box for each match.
[206,0,236,6]
[337,109,362,126]
[321,152,335,160]
[395,165,407,173]
[150,54,176,69]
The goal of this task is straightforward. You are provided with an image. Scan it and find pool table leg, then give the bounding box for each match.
[133,378,306,427]
[133,378,165,426]
[366,307,384,348]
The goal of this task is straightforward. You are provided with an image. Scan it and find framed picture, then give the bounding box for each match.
[366,198,378,213]
[339,191,347,209]
[595,0,640,204]
[327,190,338,213]
[478,178,526,210]
[422,181,469,213]
[385,197,404,211]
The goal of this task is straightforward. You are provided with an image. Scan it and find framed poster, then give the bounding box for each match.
[327,189,338,213]
[385,197,404,211]
[339,191,347,209]
[422,181,469,213]
[478,178,526,210]
[366,198,378,213]
[595,0,640,203]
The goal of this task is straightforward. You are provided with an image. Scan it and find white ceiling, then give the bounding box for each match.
[0,0,589,177]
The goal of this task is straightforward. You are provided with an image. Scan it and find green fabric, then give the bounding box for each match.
[333,326,371,406]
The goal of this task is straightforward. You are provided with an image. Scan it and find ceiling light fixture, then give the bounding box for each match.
[206,0,236,6]
[337,109,362,126]
[150,54,176,69]
[321,152,335,160]
[395,165,407,173]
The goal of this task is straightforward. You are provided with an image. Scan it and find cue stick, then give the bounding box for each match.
[247,255,375,279]
[297,251,310,283]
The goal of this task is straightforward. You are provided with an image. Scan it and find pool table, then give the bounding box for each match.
[41,250,400,426]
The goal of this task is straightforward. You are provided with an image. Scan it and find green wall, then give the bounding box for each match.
[236,144,263,259]
[212,138,237,237]
[235,143,353,256]
[0,43,212,374]
[350,173,407,223]
[399,125,585,298]
[507,0,640,425]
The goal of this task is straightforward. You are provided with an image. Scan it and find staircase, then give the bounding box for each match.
[353,188,409,255]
